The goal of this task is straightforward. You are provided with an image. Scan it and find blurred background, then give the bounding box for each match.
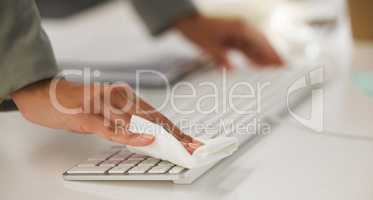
[37,0,373,67]
[35,0,372,89]
[35,0,373,42]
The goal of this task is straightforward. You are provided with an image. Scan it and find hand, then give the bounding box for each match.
[175,14,284,69]
[11,79,201,153]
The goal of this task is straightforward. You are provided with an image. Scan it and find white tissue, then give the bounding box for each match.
[127,115,239,169]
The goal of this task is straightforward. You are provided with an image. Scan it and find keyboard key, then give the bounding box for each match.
[118,159,142,166]
[87,155,111,161]
[110,146,126,150]
[108,152,132,161]
[139,158,160,166]
[168,166,185,174]
[108,166,133,174]
[99,160,122,167]
[77,160,102,167]
[131,154,146,158]
[130,154,147,158]
[128,165,153,174]
[88,150,119,161]
[148,165,173,174]
[67,166,111,174]
[145,158,160,162]
[127,154,147,161]
[157,161,175,167]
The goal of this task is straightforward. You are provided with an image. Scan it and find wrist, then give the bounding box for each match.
[11,79,51,101]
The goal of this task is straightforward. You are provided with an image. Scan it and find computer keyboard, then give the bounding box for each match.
[63,64,319,183]
[66,146,187,176]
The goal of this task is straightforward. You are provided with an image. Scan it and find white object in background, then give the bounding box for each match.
[127,115,239,169]
[195,0,280,26]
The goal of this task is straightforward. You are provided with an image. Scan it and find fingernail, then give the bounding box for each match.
[186,147,194,154]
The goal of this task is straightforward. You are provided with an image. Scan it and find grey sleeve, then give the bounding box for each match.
[130,0,198,35]
[0,0,58,104]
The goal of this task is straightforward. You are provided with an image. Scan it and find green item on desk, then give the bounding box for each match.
[352,71,373,97]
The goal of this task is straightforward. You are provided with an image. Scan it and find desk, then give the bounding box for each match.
[1,62,373,200]
[1,1,373,200]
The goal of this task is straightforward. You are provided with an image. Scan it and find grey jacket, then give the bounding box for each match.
[0,0,197,111]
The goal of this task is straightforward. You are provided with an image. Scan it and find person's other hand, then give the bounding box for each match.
[11,79,201,153]
[175,14,284,69]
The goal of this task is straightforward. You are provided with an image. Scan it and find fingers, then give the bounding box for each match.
[108,130,155,146]
[133,97,196,144]
[201,30,283,68]
[107,85,178,134]
[195,39,233,70]
[203,46,233,70]
[249,38,283,66]
[70,114,154,146]
[110,85,202,152]
[98,84,202,152]
[183,140,203,154]
[236,29,284,67]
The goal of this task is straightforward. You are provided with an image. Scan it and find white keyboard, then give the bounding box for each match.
[63,65,318,184]
[65,146,187,176]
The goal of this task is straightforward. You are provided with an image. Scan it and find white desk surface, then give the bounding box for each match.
[1,1,373,200]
